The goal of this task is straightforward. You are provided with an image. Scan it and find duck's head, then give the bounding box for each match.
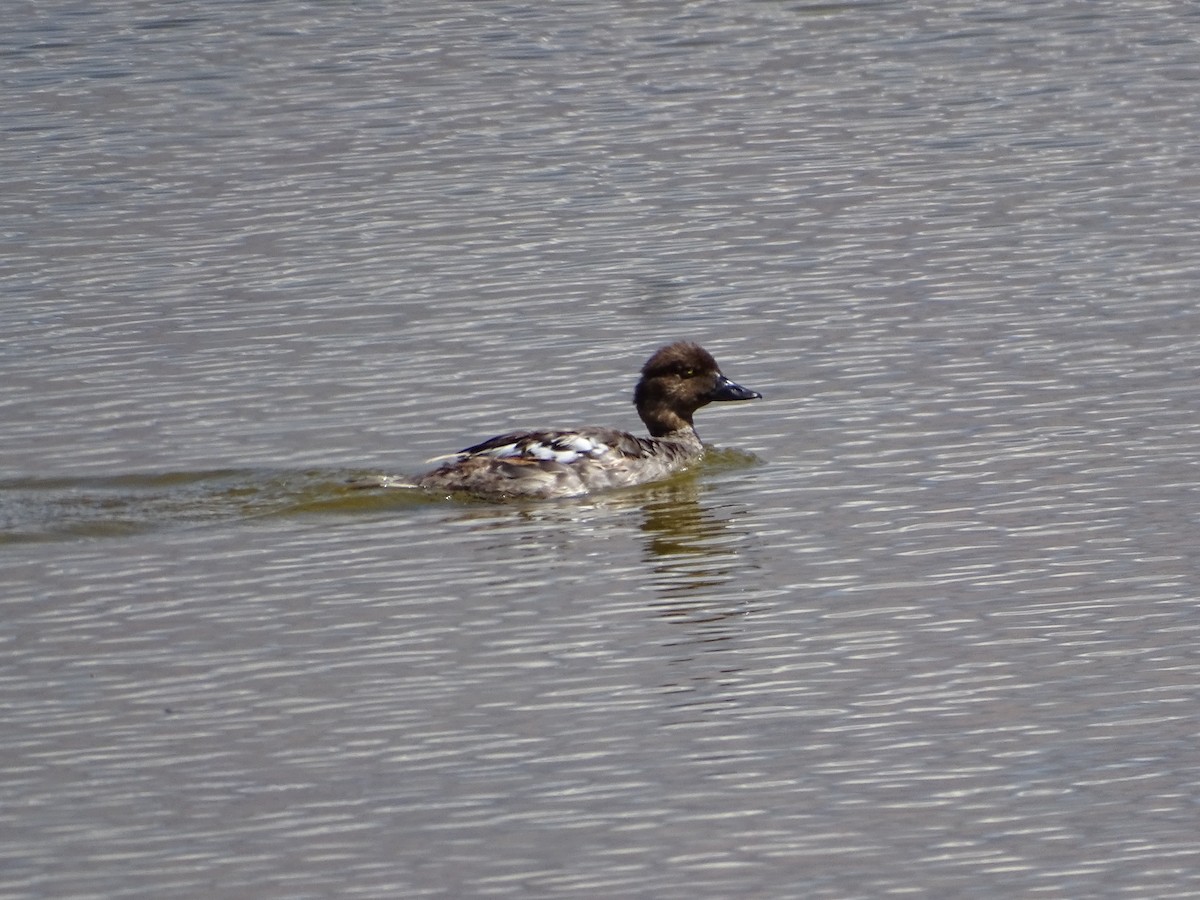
[633,341,762,437]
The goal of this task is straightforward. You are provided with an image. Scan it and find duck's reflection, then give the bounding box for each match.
[633,472,759,623]
[631,475,763,714]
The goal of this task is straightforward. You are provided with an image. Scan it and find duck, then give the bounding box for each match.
[408,341,761,499]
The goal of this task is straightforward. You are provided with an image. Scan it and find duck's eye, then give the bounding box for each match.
[680,367,696,378]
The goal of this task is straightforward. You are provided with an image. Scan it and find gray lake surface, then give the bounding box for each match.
[4,1,1200,897]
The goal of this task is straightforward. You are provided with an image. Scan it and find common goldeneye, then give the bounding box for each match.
[411,341,761,499]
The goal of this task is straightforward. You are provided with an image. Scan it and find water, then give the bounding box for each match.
[4,1,1200,896]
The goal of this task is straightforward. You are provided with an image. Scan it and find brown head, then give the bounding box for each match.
[633,341,762,437]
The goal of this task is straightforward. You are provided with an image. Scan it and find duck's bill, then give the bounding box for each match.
[709,375,762,402]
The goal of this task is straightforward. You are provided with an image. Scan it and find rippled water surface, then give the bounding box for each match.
[5,1,1200,896]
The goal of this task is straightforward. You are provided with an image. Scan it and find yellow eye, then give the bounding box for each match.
[681,368,696,378]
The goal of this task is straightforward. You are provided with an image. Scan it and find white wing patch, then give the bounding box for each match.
[523,434,611,463]
[470,433,612,464]
[426,430,624,467]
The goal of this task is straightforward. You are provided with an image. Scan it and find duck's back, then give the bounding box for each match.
[415,426,701,499]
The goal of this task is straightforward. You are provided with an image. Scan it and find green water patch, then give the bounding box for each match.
[0,469,431,543]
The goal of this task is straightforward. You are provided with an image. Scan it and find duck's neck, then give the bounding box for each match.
[640,405,698,440]
[658,427,704,455]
